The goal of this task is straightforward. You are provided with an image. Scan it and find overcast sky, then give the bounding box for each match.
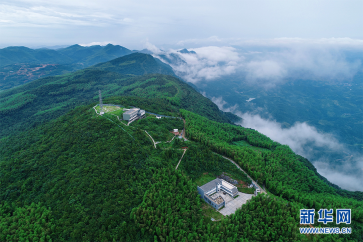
[1,0,363,49]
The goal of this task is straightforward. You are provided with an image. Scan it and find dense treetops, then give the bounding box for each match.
[1,98,363,241]
[181,109,363,240]
[93,53,176,77]
[0,103,176,241]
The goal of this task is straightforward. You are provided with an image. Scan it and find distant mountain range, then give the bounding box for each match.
[0,44,133,67]
[0,44,134,90]
[0,52,238,140]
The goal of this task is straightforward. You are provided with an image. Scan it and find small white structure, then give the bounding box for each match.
[173,129,178,132]
[100,111,104,115]
[254,188,260,196]
[156,116,161,119]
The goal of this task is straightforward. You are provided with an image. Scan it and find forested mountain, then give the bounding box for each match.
[0,63,83,91]
[0,44,133,67]
[0,97,362,241]
[93,53,175,76]
[0,46,72,67]
[1,47,361,241]
[0,53,237,140]
[57,44,133,66]
[0,44,134,91]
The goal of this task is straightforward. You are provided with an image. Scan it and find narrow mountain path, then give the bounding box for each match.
[144,130,157,148]
[182,119,188,141]
[181,115,264,193]
[166,135,176,143]
[175,148,187,170]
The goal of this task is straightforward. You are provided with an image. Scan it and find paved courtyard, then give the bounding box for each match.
[219,192,253,216]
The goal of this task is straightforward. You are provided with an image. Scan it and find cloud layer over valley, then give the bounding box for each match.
[212,96,363,192]
[147,42,362,88]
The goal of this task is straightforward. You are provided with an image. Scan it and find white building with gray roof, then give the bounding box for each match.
[123,108,145,122]
[197,178,238,210]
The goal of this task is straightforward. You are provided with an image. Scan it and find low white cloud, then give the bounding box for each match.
[244,47,361,86]
[232,38,363,49]
[145,40,163,55]
[212,96,363,191]
[211,96,239,113]
[314,159,363,192]
[145,42,362,86]
[146,45,242,83]
[80,41,111,47]
[237,112,343,156]
[245,60,286,87]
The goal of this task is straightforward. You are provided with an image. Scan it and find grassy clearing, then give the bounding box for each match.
[195,173,216,187]
[109,108,125,116]
[95,105,122,113]
[201,201,225,221]
[238,187,255,194]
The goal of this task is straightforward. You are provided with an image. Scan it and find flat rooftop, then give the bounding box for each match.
[220,179,235,190]
[124,108,139,115]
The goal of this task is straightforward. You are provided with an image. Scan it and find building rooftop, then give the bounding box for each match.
[199,178,222,193]
[124,108,139,115]
[199,178,238,194]
[220,179,235,190]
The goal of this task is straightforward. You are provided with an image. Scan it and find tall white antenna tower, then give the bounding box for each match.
[99,90,104,115]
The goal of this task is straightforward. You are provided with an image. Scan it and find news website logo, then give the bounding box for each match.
[299,209,352,234]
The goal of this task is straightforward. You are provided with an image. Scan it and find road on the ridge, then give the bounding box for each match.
[215,153,267,194]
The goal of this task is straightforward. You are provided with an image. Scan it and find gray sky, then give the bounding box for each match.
[1,0,362,49]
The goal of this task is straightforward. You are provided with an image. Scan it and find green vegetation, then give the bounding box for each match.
[195,173,217,187]
[131,168,205,241]
[0,103,185,241]
[230,194,303,241]
[93,52,175,76]
[131,115,184,141]
[0,53,237,140]
[0,202,55,241]
[200,201,225,221]
[1,49,361,240]
[181,109,363,240]
[0,44,136,91]
[0,63,83,91]
[0,44,132,68]
[238,187,255,194]
[233,140,270,152]
[179,143,251,185]
[1,97,362,241]
[200,74,363,153]
[95,105,124,115]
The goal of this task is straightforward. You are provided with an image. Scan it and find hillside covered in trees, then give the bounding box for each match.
[0,53,237,141]
[0,50,361,241]
[0,44,136,91]
[0,96,362,241]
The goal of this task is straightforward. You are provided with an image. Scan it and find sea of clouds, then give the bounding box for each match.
[146,41,363,191]
[146,40,362,88]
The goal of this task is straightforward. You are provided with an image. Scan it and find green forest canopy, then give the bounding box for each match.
[0,98,362,241]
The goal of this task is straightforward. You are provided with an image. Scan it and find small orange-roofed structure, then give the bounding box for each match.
[170,130,180,135]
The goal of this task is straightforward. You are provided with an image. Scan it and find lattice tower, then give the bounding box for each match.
[99,90,103,113]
